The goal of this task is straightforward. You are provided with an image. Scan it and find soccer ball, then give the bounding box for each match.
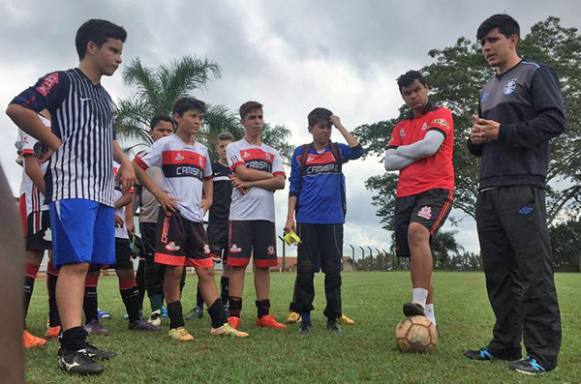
[395,316,438,353]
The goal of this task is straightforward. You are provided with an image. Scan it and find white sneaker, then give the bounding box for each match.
[148,309,162,327]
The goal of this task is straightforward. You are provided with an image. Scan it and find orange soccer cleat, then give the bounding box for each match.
[23,330,47,349]
[45,325,61,339]
[256,315,286,329]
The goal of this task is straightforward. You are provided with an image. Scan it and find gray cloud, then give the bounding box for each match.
[2,0,579,253]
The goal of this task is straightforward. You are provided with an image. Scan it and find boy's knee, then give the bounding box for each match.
[408,222,430,246]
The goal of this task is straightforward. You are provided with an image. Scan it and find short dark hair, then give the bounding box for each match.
[172,97,207,116]
[217,131,235,141]
[149,115,174,130]
[75,19,127,59]
[307,107,333,127]
[397,70,427,92]
[477,14,520,42]
[239,101,263,120]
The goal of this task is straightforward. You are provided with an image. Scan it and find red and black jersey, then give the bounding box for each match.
[226,138,285,222]
[388,105,454,197]
[135,134,212,223]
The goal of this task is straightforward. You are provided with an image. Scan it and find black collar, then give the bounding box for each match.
[406,102,436,120]
[495,59,523,79]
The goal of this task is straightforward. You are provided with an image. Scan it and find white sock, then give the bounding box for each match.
[412,288,428,308]
[425,304,436,325]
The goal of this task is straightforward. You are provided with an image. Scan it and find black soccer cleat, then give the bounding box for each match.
[129,319,161,332]
[298,320,312,335]
[326,320,341,334]
[403,302,425,317]
[186,306,204,320]
[85,342,117,360]
[464,347,521,362]
[58,348,104,375]
[509,356,549,375]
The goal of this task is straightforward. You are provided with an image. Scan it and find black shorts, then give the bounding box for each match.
[394,188,453,258]
[25,211,51,252]
[227,220,278,268]
[297,223,343,273]
[207,221,228,261]
[114,238,133,269]
[154,210,212,268]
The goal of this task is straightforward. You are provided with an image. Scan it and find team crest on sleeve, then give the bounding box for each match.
[421,122,429,131]
[36,72,59,97]
[431,118,449,128]
[399,128,406,137]
[417,206,432,220]
[503,79,518,95]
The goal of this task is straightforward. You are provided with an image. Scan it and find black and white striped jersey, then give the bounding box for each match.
[12,68,116,206]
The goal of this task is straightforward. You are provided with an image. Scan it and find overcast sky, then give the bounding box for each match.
[1,0,579,256]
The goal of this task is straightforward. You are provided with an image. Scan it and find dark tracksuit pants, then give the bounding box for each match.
[294,223,343,320]
[476,186,561,369]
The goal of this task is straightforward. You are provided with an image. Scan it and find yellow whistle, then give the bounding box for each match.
[283,231,302,246]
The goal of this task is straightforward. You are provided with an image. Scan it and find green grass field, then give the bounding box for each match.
[24,272,581,383]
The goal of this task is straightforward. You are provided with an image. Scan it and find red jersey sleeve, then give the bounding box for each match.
[427,108,453,137]
[387,122,403,149]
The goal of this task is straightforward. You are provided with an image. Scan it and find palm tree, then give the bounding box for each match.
[115,55,294,162]
[114,55,241,152]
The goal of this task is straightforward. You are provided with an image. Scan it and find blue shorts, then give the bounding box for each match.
[49,199,115,266]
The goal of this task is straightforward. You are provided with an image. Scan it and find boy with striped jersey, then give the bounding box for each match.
[7,19,134,375]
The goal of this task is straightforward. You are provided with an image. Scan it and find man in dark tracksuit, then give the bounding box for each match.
[464,14,564,375]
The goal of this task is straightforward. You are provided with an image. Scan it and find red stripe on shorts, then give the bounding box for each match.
[430,190,454,234]
[155,252,186,266]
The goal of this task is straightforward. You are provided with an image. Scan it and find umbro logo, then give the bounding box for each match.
[61,359,81,371]
[175,153,184,161]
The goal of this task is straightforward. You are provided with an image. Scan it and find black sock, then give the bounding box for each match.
[229,296,242,318]
[220,277,229,305]
[120,286,141,323]
[137,286,145,313]
[196,285,204,308]
[24,275,36,319]
[61,326,88,351]
[167,301,184,329]
[207,299,227,328]
[136,260,145,311]
[83,287,98,324]
[256,299,270,318]
[46,273,60,327]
